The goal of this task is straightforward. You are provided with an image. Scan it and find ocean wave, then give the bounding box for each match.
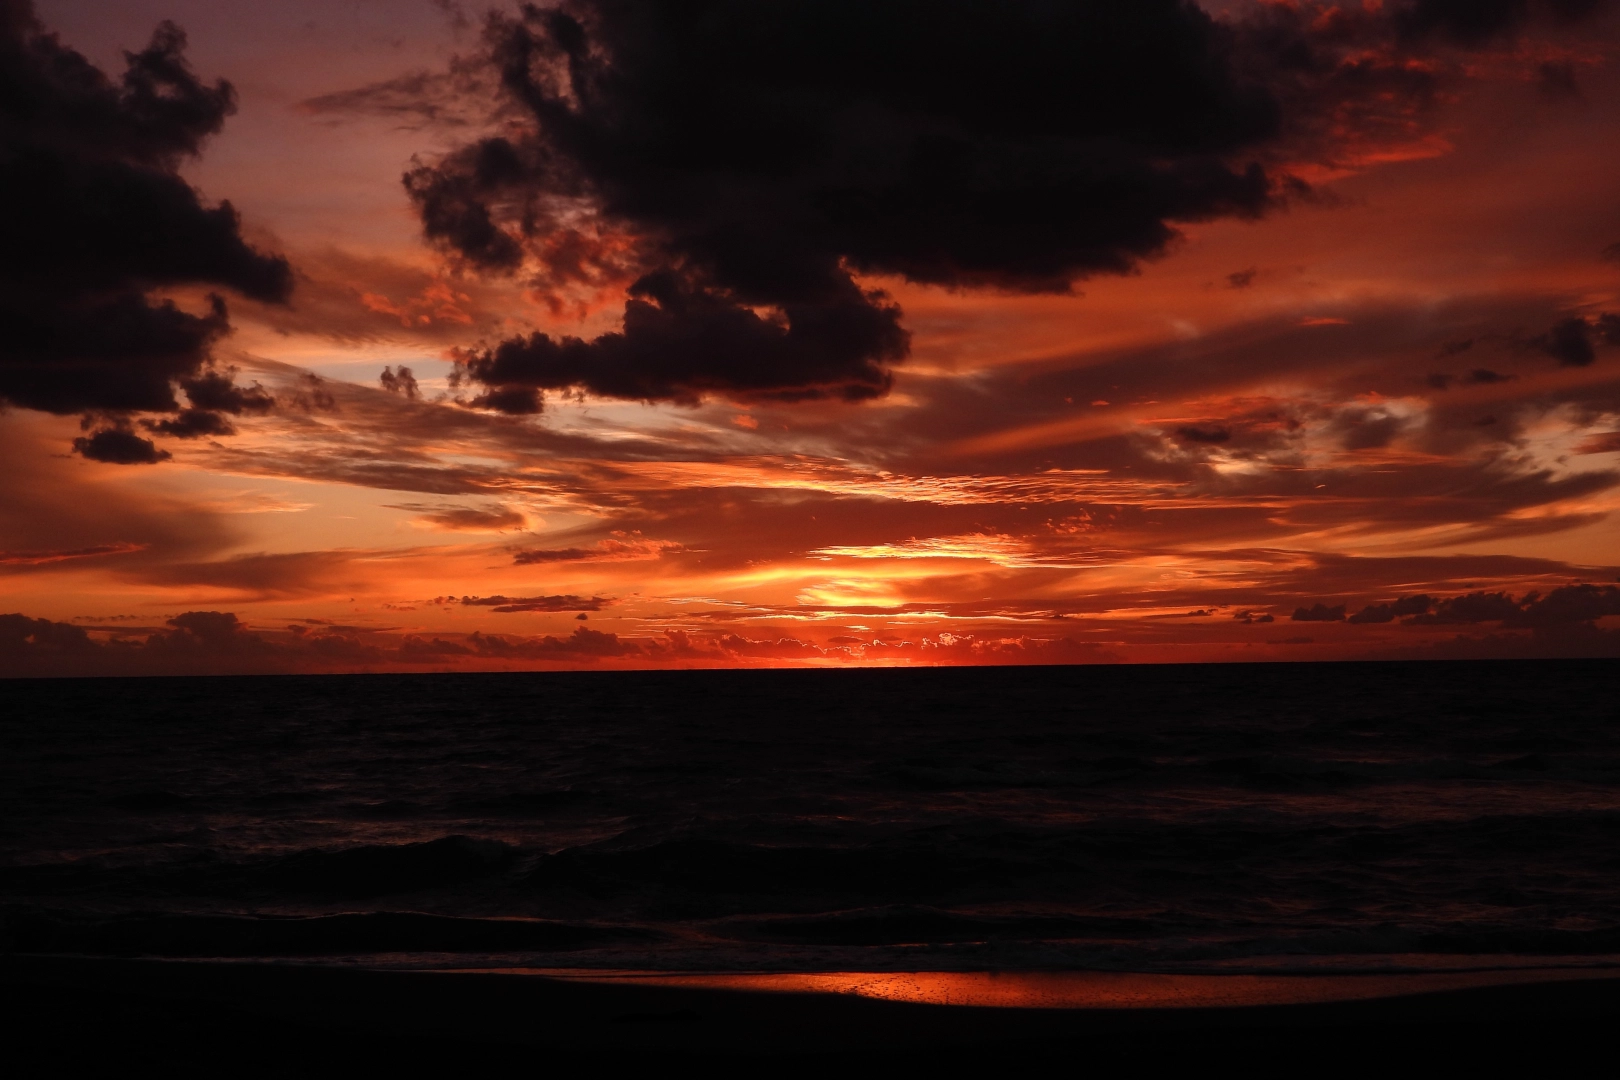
[3,908,645,957]
[264,836,517,897]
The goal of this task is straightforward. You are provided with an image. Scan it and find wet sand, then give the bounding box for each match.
[5,956,1619,1071]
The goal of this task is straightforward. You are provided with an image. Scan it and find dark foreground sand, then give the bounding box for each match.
[4,956,1618,1074]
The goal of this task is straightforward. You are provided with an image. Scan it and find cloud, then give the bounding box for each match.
[412,0,1310,409]
[0,542,145,566]
[1533,313,1620,367]
[1347,594,1434,623]
[1175,425,1233,445]
[411,0,1612,415]
[1392,0,1612,44]
[462,625,634,658]
[0,3,292,459]
[71,426,171,465]
[512,534,681,564]
[455,271,909,406]
[1536,59,1583,100]
[1427,367,1513,389]
[1574,431,1620,455]
[0,610,284,676]
[146,409,235,439]
[1509,584,1620,627]
[379,366,421,400]
[452,594,611,612]
[1299,585,1620,629]
[298,64,493,130]
[137,550,368,599]
[180,369,276,414]
[388,502,525,531]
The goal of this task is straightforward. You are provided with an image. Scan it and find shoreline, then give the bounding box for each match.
[472,962,1620,1009]
[7,954,1620,1068]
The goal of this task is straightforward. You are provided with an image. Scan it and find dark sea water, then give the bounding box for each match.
[4,661,1619,976]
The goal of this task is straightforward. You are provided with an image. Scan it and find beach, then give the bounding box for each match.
[7,956,1620,1070]
[7,664,1620,1070]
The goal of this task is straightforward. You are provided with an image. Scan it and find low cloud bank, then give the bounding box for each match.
[0,611,1115,677]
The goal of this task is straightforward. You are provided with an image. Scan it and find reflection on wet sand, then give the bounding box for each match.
[525,966,1620,1009]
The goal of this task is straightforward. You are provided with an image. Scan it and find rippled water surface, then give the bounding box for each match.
[3,662,1618,973]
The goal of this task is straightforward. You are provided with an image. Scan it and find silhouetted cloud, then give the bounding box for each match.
[415,1,1306,408]
[1348,595,1433,623]
[1394,0,1612,43]
[412,0,1609,413]
[1322,585,1620,626]
[453,594,611,612]
[0,542,144,566]
[464,625,633,657]
[1538,316,1597,366]
[1533,313,1618,367]
[351,0,1620,416]
[299,65,491,131]
[0,2,291,458]
[1509,583,1620,626]
[180,369,275,414]
[1537,59,1582,100]
[71,427,171,465]
[1176,425,1233,444]
[388,503,525,531]
[380,366,421,399]
[145,409,236,439]
[512,535,681,564]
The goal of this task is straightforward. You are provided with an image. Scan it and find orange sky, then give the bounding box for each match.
[4,0,1619,674]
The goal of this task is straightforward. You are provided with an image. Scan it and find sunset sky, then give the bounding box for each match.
[4,0,1620,674]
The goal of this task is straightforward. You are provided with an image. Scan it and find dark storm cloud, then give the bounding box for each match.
[1533,314,1620,367]
[0,1,291,457]
[1291,603,1347,622]
[404,0,1620,414]
[416,0,1294,409]
[1537,317,1598,366]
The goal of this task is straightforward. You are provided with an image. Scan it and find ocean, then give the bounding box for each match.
[4,661,1619,977]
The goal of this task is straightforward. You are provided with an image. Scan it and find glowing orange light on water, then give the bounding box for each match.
[475,965,1620,1010]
